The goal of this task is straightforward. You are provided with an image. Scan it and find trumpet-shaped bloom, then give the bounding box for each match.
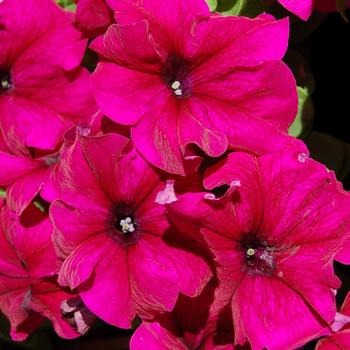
[91,0,300,175]
[0,0,97,151]
[50,133,212,329]
[167,150,350,350]
[0,203,80,341]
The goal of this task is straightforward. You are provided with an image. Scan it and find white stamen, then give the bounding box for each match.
[1,79,9,89]
[171,80,181,90]
[247,248,255,257]
[120,217,135,233]
[171,80,183,96]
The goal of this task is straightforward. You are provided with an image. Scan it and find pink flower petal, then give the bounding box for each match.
[78,240,134,328]
[278,0,313,20]
[132,95,201,175]
[129,235,180,318]
[109,0,209,55]
[91,62,166,125]
[75,0,114,36]
[130,322,188,350]
[1,206,57,279]
[192,16,289,73]
[317,331,350,350]
[192,61,298,132]
[257,150,350,247]
[0,96,69,150]
[0,151,43,186]
[29,280,81,339]
[79,133,159,207]
[6,168,48,215]
[54,136,110,210]
[0,282,44,341]
[233,275,329,349]
[51,200,110,258]
[13,67,97,124]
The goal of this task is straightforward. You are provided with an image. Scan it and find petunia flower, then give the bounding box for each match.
[0,0,97,152]
[91,0,300,175]
[0,202,85,341]
[49,133,212,329]
[167,149,350,350]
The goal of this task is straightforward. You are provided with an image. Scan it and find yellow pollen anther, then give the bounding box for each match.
[247,248,255,257]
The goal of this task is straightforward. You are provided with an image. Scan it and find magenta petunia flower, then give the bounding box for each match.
[0,203,82,341]
[167,150,350,350]
[130,281,239,350]
[0,0,97,151]
[90,0,300,175]
[316,292,350,350]
[50,133,212,328]
[75,0,114,37]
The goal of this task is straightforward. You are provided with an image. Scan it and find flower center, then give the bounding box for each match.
[171,80,183,96]
[113,207,137,238]
[0,71,12,92]
[242,235,276,274]
[119,217,135,234]
[111,208,140,246]
[163,54,190,98]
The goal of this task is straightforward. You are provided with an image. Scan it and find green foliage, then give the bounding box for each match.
[289,87,314,139]
[206,0,218,11]
[33,201,46,213]
[56,0,76,11]
[215,0,266,17]
[0,189,5,198]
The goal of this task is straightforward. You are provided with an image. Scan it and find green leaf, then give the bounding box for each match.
[56,0,76,10]
[0,188,5,198]
[288,87,314,139]
[216,0,266,17]
[206,0,218,11]
[33,201,46,213]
